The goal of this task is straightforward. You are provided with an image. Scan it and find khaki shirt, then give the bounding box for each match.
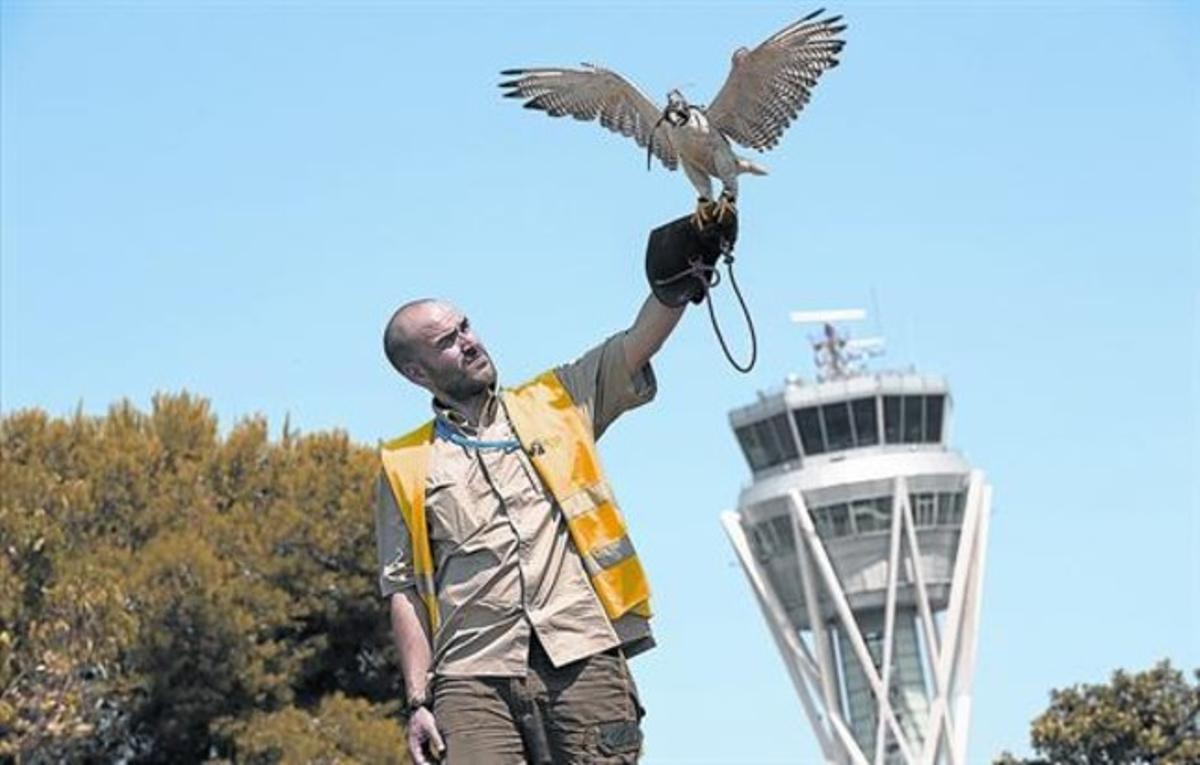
[374,332,657,677]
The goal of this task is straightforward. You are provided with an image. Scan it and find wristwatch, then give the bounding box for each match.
[401,692,432,720]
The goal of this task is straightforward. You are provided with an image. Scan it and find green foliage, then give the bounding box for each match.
[996,660,1200,765]
[0,394,408,763]
[216,693,406,765]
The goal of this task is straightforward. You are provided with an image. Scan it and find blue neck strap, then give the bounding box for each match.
[434,417,521,453]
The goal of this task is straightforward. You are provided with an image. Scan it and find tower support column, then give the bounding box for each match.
[722,471,992,765]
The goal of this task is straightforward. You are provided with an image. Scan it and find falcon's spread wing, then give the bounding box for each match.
[499,64,678,170]
[707,8,846,152]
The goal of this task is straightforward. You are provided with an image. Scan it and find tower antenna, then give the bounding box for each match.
[790,308,885,381]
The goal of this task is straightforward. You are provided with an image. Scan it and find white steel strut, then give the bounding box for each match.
[721,471,991,765]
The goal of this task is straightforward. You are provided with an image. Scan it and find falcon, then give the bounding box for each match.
[499,8,846,226]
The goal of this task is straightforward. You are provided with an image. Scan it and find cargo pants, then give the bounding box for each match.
[432,639,645,764]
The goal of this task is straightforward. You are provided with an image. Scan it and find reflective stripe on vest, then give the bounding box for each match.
[379,370,652,633]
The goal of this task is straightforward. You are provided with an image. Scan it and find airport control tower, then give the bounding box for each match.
[721,310,992,765]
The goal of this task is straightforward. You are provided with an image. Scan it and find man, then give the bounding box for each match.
[374,212,736,764]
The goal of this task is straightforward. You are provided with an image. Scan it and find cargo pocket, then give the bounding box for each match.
[597,718,643,757]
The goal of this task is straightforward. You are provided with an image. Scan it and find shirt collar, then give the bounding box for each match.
[431,385,500,436]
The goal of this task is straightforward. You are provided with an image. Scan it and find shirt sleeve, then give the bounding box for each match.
[374,472,416,598]
[554,331,657,441]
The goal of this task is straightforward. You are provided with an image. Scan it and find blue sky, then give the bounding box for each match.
[2,1,1196,762]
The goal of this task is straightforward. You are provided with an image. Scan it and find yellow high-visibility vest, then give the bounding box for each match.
[379,370,652,633]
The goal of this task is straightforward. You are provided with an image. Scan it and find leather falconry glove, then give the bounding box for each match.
[644,210,739,307]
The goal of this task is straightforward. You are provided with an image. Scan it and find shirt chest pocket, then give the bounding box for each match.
[424,461,512,548]
[425,445,549,545]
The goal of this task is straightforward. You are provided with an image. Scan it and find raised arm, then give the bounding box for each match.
[632,209,738,371]
[624,294,685,372]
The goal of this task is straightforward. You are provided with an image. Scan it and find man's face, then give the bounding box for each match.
[400,302,497,400]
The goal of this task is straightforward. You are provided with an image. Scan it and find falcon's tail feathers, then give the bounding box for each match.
[737,158,769,176]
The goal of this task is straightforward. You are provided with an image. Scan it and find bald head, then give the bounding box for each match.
[382,299,497,399]
[383,298,439,374]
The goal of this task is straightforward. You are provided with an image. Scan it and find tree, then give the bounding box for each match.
[996,660,1200,765]
[0,394,408,763]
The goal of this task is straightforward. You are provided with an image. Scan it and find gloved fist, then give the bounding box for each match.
[645,208,739,307]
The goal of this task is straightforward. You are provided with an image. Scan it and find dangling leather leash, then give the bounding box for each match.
[653,235,757,373]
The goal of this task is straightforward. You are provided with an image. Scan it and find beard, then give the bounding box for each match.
[433,354,496,401]
[442,374,492,401]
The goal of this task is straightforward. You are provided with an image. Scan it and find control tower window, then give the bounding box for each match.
[748,526,771,562]
[769,413,800,463]
[793,407,825,455]
[903,395,925,442]
[750,514,796,561]
[814,503,851,538]
[811,496,893,537]
[851,397,879,446]
[925,395,945,443]
[822,402,854,451]
[912,493,937,526]
[884,396,902,443]
[749,524,774,562]
[735,425,767,470]
[884,394,947,444]
[770,514,796,552]
[937,491,965,525]
[796,399,882,455]
[910,490,965,526]
[851,496,891,534]
[735,412,799,471]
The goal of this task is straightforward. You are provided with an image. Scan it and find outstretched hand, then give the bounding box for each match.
[407,706,445,764]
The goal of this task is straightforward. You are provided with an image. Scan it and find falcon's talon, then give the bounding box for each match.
[693,197,718,229]
[715,194,737,223]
